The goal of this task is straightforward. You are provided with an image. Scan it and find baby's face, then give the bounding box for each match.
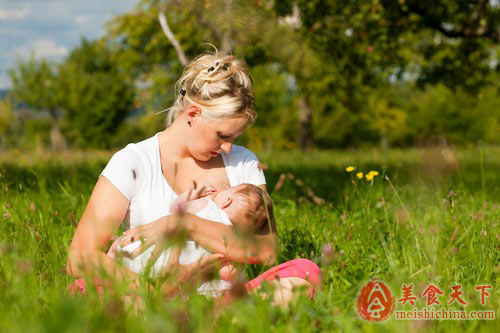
[213,185,243,208]
[212,185,248,226]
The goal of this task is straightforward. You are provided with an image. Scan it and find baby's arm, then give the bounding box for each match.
[171,181,216,215]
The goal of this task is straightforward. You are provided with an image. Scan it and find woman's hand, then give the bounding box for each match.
[118,195,278,267]
[166,250,226,283]
[116,215,185,265]
[159,246,227,297]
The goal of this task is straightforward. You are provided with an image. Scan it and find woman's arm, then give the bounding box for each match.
[66,176,140,288]
[122,185,278,266]
[68,176,226,296]
[188,184,277,265]
[183,214,277,265]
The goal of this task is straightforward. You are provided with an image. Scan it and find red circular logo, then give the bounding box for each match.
[356,278,395,322]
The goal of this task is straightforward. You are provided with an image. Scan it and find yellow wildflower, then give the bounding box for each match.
[346,166,355,172]
[365,174,374,181]
[356,172,363,179]
[368,171,379,176]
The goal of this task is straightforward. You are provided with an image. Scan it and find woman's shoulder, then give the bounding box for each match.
[101,134,160,200]
[104,134,159,179]
[125,133,159,155]
[113,134,159,165]
[225,144,259,163]
[223,145,266,186]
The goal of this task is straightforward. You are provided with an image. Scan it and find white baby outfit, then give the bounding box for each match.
[113,198,233,296]
[101,133,266,296]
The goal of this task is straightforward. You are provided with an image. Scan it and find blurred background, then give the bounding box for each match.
[1,0,499,153]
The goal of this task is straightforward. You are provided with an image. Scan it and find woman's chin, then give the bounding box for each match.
[194,153,213,162]
[193,150,219,161]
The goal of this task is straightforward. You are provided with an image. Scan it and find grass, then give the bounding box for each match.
[0,146,498,332]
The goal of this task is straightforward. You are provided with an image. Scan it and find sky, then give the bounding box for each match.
[0,0,137,89]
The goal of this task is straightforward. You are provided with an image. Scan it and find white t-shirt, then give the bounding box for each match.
[113,198,234,296]
[100,132,266,231]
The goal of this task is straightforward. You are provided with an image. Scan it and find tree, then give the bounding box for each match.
[8,58,66,150]
[364,95,407,149]
[275,0,500,91]
[107,0,328,150]
[9,39,135,150]
[58,39,135,148]
[106,0,499,149]
[269,0,499,147]
[0,98,20,150]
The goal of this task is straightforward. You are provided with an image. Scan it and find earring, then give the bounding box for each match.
[188,121,191,125]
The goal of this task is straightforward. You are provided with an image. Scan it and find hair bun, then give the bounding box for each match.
[166,52,255,126]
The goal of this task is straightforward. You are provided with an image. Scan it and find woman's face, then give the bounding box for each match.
[187,114,248,161]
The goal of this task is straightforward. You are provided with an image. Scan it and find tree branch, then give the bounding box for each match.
[219,0,234,55]
[158,1,189,66]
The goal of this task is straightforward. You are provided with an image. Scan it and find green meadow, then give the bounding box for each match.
[0,146,498,332]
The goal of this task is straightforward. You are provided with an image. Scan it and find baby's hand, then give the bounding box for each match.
[193,180,216,199]
[218,262,239,281]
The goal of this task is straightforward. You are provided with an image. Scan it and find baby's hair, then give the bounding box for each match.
[231,184,274,232]
[167,51,256,126]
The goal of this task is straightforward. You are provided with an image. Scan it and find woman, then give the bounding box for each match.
[67,52,320,305]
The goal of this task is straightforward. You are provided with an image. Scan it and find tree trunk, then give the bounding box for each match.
[380,129,389,151]
[297,97,313,152]
[48,109,66,151]
[50,121,67,151]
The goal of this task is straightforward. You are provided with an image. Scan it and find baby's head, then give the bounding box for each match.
[213,184,273,232]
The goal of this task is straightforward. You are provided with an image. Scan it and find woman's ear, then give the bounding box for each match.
[186,104,201,122]
[221,197,232,209]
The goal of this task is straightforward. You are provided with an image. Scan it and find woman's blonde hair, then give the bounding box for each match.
[167,52,256,126]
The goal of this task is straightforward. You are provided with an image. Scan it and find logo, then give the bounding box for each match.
[356,278,395,322]
[354,279,493,321]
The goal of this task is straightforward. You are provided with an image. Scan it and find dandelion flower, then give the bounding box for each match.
[368,171,379,176]
[356,172,363,179]
[365,174,374,181]
[346,166,355,172]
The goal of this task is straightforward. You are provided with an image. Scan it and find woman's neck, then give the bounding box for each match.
[158,118,191,160]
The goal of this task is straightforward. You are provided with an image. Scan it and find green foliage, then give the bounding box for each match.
[22,118,53,150]
[240,64,298,151]
[8,58,62,118]
[362,96,407,148]
[111,111,166,148]
[312,82,500,148]
[268,0,499,148]
[4,0,499,150]
[58,39,135,148]
[0,98,21,149]
[0,148,499,331]
[6,39,135,150]
[106,0,215,111]
[282,0,499,91]
[406,84,500,145]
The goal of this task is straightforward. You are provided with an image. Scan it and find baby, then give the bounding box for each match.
[110,181,273,297]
